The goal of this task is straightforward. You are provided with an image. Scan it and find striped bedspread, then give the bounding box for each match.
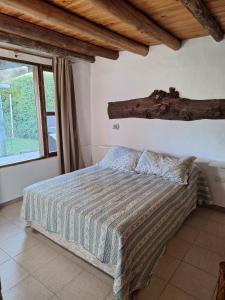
[21,165,211,300]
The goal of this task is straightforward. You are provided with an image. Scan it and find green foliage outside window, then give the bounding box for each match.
[44,71,55,112]
[0,72,54,140]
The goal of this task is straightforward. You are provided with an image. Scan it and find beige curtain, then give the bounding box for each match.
[53,57,83,174]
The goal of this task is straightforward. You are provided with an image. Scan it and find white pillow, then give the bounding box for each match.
[98,146,141,172]
[135,150,196,185]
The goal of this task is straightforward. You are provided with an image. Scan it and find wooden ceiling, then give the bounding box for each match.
[0,0,224,62]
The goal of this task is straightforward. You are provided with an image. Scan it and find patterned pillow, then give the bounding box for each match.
[135,150,196,185]
[98,146,141,172]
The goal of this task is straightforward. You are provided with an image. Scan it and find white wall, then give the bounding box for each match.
[0,50,92,204]
[0,157,58,203]
[91,37,225,207]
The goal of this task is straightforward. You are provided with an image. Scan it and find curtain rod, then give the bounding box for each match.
[0,45,52,60]
[0,46,81,64]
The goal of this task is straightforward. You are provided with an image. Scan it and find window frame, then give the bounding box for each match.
[0,56,57,169]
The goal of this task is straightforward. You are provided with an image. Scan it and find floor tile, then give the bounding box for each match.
[104,292,115,300]
[184,245,222,276]
[63,250,113,286]
[0,215,10,225]
[34,233,64,254]
[204,220,225,239]
[153,255,180,282]
[194,231,225,256]
[159,284,197,300]
[209,211,225,225]
[171,262,217,300]
[135,275,166,300]
[14,242,59,273]
[83,261,114,287]
[0,259,28,292]
[0,248,11,265]
[57,271,112,300]
[0,201,22,221]
[62,249,90,268]
[49,296,61,300]
[192,208,213,221]
[185,214,207,231]
[166,237,192,260]
[176,224,199,243]
[12,219,28,230]
[0,231,38,257]
[0,223,21,242]
[33,254,83,293]
[211,287,217,300]
[2,276,53,300]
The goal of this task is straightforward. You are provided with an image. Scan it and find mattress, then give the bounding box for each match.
[21,165,211,300]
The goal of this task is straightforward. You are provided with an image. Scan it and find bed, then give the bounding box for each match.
[21,164,211,300]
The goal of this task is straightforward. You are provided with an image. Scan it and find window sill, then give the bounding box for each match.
[0,153,57,169]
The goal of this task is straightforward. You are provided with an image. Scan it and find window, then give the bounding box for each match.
[43,70,57,153]
[40,67,57,155]
[0,58,57,167]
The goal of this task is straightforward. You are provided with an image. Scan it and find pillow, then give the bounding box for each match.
[135,150,196,185]
[98,146,141,172]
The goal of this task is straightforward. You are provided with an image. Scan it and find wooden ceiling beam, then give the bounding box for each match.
[0,31,95,63]
[0,0,149,56]
[0,13,118,60]
[88,0,181,50]
[179,0,224,42]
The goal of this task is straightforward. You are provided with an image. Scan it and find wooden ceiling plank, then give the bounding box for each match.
[0,13,118,60]
[0,31,95,62]
[179,0,224,41]
[88,0,181,50]
[0,0,149,56]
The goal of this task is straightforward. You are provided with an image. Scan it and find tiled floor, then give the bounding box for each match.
[0,201,224,300]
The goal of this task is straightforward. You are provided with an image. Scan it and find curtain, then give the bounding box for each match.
[53,57,83,174]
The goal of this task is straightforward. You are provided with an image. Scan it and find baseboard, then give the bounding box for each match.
[0,196,23,209]
[205,204,225,213]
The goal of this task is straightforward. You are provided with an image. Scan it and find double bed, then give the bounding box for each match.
[21,163,211,300]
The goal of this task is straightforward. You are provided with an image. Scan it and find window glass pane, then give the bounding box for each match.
[47,115,57,153]
[0,60,41,165]
[43,71,55,112]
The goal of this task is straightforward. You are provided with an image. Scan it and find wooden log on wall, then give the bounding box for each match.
[0,0,149,56]
[0,13,119,60]
[108,88,225,121]
[0,31,95,63]
[179,0,224,42]
[89,0,181,50]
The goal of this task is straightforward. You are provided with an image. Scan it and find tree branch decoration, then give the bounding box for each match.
[108,87,225,121]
